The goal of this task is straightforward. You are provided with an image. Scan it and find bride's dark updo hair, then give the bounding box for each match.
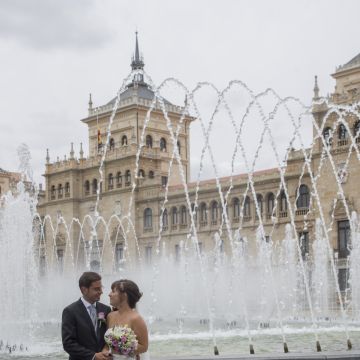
[112,279,142,309]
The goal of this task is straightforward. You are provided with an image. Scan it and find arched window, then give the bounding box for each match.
[280,190,287,212]
[58,184,63,198]
[51,185,56,199]
[162,209,168,229]
[116,172,122,187]
[200,202,207,224]
[125,170,131,185]
[323,127,333,146]
[84,181,90,195]
[296,184,310,209]
[338,124,348,140]
[121,135,128,146]
[244,196,251,217]
[171,207,178,226]
[108,173,114,189]
[109,138,115,150]
[180,205,187,225]
[256,194,263,218]
[267,193,275,215]
[211,201,218,223]
[354,121,360,139]
[92,179,98,194]
[160,137,167,151]
[138,169,145,178]
[233,197,240,218]
[177,140,181,154]
[144,208,152,229]
[65,182,70,196]
[149,170,154,179]
[146,135,153,148]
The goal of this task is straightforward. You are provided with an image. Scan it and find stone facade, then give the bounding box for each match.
[0,168,22,199]
[37,42,360,284]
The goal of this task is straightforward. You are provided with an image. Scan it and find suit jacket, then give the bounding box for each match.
[62,299,112,360]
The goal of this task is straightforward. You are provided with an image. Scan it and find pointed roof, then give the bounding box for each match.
[335,52,360,73]
[344,53,360,68]
[106,32,172,107]
[131,31,144,70]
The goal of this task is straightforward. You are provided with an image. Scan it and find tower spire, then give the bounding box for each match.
[88,93,93,111]
[313,75,320,100]
[131,31,144,71]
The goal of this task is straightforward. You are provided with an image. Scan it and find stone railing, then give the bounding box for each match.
[295,208,309,216]
[338,139,349,147]
[88,96,185,117]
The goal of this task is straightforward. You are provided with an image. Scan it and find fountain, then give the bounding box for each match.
[1,48,360,359]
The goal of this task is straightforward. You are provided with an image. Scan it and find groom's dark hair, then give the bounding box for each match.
[79,271,102,289]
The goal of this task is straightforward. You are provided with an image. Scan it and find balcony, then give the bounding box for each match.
[211,220,217,225]
[338,139,348,147]
[243,216,251,222]
[65,192,70,198]
[296,208,309,216]
[279,211,288,218]
[171,224,178,231]
[233,217,240,223]
[143,227,153,233]
[180,223,188,229]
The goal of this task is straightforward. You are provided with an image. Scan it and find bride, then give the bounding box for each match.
[104,279,149,359]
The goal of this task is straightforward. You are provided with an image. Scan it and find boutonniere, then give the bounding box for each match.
[97,312,106,327]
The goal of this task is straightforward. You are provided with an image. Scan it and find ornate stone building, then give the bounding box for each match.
[38,36,360,290]
[0,168,22,199]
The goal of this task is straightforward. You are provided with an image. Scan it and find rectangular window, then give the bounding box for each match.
[299,231,309,259]
[115,243,124,268]
[338,268,349,292]
[161,176,168,187]
[338,220,350,258]
[145,246,152,265]
[198,242,203,254]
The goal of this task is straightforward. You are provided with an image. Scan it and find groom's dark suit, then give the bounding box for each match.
[62,299,111,360]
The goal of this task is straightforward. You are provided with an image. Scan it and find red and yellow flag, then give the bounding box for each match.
[97,128,102,146]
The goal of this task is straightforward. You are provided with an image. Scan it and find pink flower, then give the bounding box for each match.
[97,312,105,320]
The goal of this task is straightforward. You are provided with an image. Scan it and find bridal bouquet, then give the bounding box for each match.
[104,325,138,358]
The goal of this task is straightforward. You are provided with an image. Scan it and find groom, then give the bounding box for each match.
[62,271,112,360]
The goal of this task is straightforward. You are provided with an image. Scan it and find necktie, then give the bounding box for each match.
[88,304,97,328]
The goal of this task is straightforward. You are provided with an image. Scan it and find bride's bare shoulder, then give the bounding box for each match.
[107,310,117,321]
[131,311,146,325]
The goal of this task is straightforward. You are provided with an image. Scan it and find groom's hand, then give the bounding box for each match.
[94,351,110,360]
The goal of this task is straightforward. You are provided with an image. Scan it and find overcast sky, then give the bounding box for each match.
[0,0,359,185]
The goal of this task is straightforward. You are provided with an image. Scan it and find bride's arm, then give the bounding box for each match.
[132,316,149,354]
[102,313,113,352]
